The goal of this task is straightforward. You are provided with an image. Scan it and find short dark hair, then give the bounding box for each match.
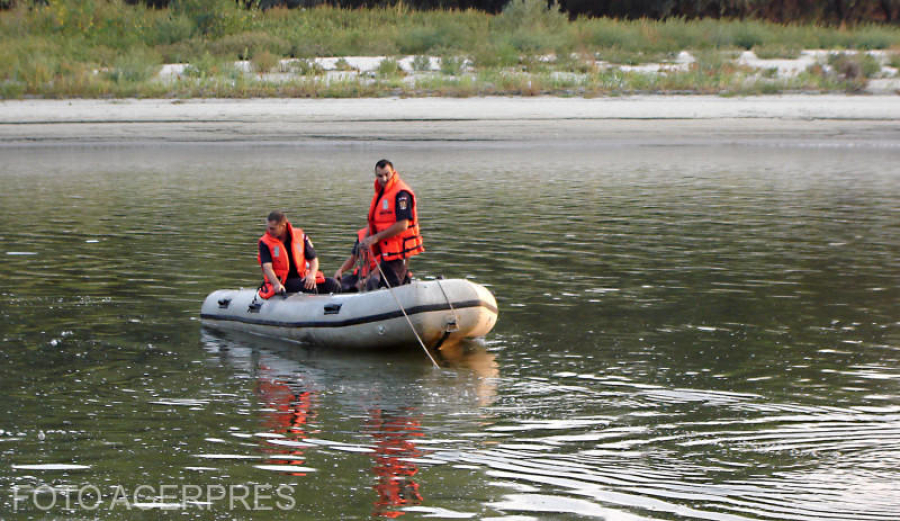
[375,159,393,170]
[267,210,286,223]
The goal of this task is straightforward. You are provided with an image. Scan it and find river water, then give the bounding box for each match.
[1,142,898,520]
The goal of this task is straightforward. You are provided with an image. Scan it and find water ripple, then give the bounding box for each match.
[2,145,898,520]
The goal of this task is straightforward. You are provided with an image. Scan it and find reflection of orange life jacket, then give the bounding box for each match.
[257,220,325,298]
[256,375,315,476]
[353,227,379,277]
[368,408,423,517]
[367,173,424,262]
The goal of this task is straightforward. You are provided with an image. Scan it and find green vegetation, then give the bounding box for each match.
[376,57,402,77]
[2,0,899,98]
[411,54,432,72]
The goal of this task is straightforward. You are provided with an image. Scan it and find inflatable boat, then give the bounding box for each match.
[200,279,498,350]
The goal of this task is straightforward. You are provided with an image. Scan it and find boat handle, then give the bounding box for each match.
[248,301,262,313]
[324,303,342,315]
[217,298,231,309]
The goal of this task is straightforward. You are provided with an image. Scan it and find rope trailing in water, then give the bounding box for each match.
[368,248,440,369]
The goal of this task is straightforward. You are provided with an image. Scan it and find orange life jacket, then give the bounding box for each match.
[353,227,379,277]
[257,221,325,298]
[367,173,424,262]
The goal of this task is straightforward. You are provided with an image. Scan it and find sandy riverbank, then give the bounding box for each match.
[2,95,900,147]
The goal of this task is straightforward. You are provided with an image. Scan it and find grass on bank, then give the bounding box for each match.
[1,0,899,98]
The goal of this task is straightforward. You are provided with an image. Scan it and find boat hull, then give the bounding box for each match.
[200,279,498,350]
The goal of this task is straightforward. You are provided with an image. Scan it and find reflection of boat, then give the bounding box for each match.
[200,329,500,408]
[199,329,498,515]
[200,279,498,350]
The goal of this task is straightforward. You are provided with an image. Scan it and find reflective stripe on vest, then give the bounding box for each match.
[258,221,326,289]
[367,174,424,262]
[258,221,307,284]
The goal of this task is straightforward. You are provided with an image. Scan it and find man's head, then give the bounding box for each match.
[266,211,287,240]
[374,159,395,188]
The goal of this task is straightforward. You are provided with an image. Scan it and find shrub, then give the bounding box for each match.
[398,26,444,55]
[470,40,519,69]
[157,38,210,64]
[656,17,705,51]
[497,0,572,54]
[289,39,331,60]
[360,36,399,57]
[50,61,110,97]
[752,44,801,59]
[411,54,432,72]
[859,53,883,77]
[854,24,896,50]
[4,38,65,92]
[184,51,234,79]
[334,58,355,71]
[596,48,664,65]
[439,55,465,75]
[89,45,123,68]
[495,0,567,33]
[251,50,279,74]
[555,52,596,74]
[395,19,477,55]
[889,52,900,70]
[290,58,324,75]
[169,0,248,38]
[581,18,641,50]
[376,57,401,77]
[0,80,26,98]
[148,13,194,47]
[815,29,856,50]
[829,52,880,79]
[731,21,773,50]
[106,47,162,84]
[209,31,290,60]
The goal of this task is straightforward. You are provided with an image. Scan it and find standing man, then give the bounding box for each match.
[258,211,341,298]
[359,159,424,288]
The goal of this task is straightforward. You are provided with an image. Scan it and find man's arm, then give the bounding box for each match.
[360,220,408,250]
[335,253,357,280]
[301,234,320,290]
[335,240,360,279]
[361,190,413,250]
[261,262,284,294]
[304,257,319,290]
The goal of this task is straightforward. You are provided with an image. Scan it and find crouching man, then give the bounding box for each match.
[258,211,341,298]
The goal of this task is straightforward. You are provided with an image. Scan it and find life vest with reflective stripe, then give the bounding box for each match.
[257,221,324,298]
[353,227,379,277]
[367,173,424,262]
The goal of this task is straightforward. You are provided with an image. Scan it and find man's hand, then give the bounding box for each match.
[262,263,285,295]
[359,235,377,250]
[303,272,317,290]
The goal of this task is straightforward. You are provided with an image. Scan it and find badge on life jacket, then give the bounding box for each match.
[382,199,389,210]
[273,246,280,257]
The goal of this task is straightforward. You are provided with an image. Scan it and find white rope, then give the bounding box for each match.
[369,249,440,369]
[434,278,459,330]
